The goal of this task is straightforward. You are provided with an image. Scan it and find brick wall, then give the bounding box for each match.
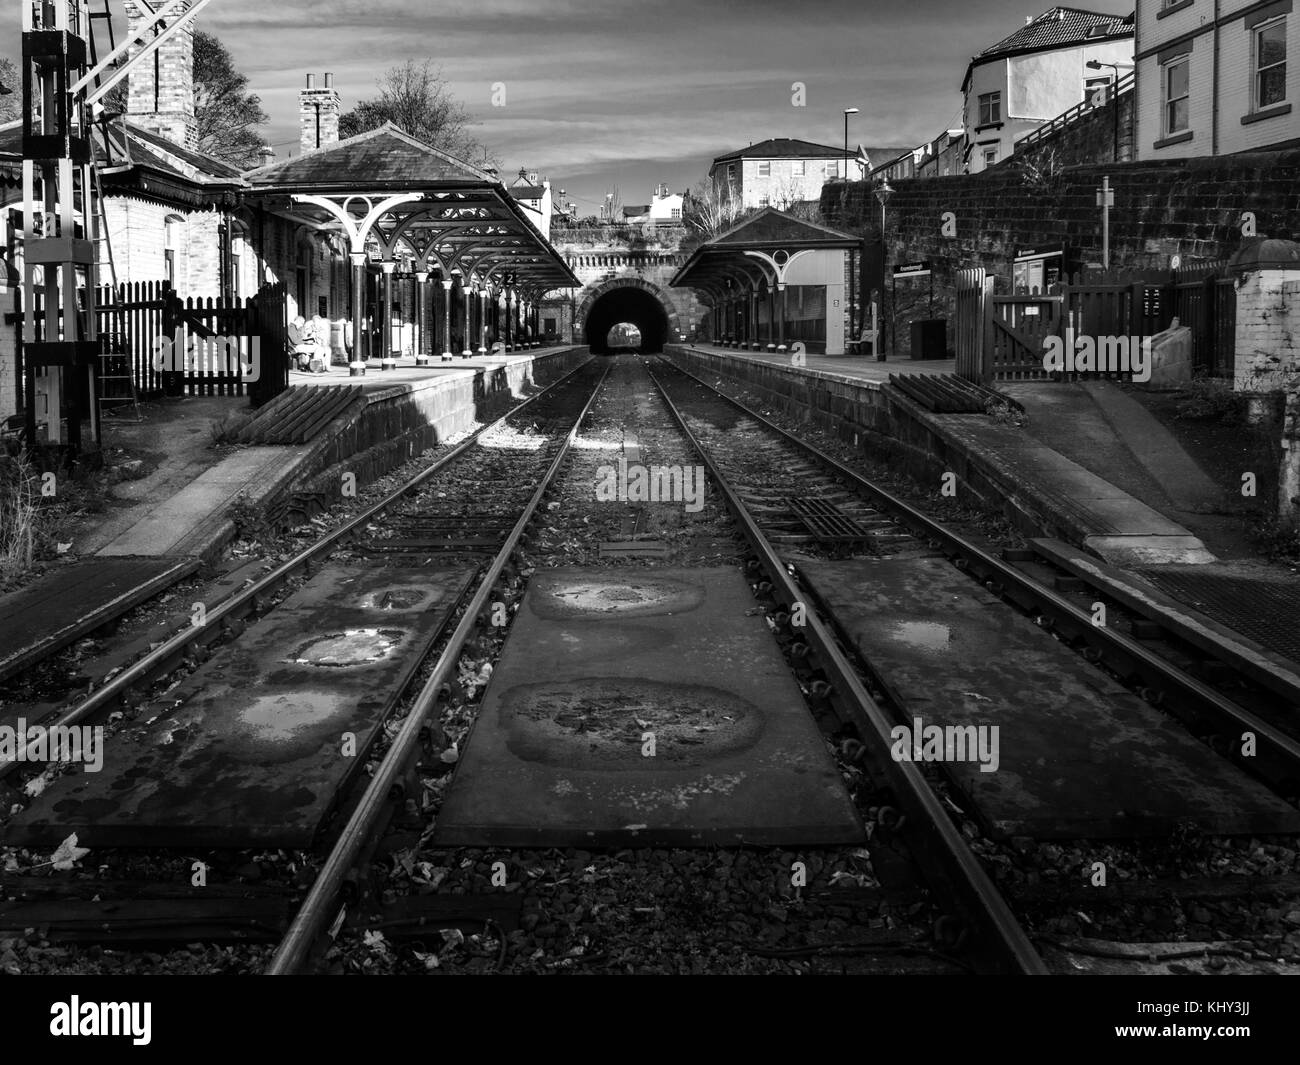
[1010,88,1136,174]
[1235,270,1300,388]
[124,0,196,151]
[822,147,1300,354]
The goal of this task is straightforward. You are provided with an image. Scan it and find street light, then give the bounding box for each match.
[874,177,894,361]
[1086,60,1135,160]
[843,107,860,181]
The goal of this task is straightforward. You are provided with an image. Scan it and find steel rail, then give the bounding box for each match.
[660,357,1300,795]
[645,359,1047,975]
[267,363,611,974]
[0,355,596,782]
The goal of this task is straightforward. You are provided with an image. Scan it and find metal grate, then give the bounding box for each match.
[1139,571,1300,665]
[783,497,872,543]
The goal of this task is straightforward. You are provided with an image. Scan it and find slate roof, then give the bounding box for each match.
[710,207,858,247]
[622,204,651,217]
[510,185,545,200]
[0,118,242,206]
[244,123,494,190]
[963,7,1134,89]
[672,207,859,290]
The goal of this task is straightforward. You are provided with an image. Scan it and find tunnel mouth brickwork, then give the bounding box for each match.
[579,278,678,353]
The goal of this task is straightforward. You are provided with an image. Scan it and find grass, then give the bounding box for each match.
[208,409,255,446]
[0,452,39,586]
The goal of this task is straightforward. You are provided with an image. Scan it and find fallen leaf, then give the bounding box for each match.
[49,833,90,871]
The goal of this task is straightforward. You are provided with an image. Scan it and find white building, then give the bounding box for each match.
[650,183,684,222]
[1136,0,1298,159]
[509,167,553,240]
[709,139,909,211]
[962,7,1135,173]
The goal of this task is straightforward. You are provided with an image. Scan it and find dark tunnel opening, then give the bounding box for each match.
[584,287,671,353]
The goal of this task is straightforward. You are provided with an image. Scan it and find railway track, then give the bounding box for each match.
[5,352,1299,975]
[646,354,1300,972]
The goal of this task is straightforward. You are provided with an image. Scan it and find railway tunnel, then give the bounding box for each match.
[582,283,672,353]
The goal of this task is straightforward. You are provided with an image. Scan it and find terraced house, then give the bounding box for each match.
[962,6,1135,173]
[1137,0,1298,157]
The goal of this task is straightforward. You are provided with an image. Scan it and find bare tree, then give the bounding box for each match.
[684,177,746,239]
[340,59,490,165]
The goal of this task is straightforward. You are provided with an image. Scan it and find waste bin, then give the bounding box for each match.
[910,319,947,360]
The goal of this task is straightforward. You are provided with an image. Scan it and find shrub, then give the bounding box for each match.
[0,453,40,584]
[1174,376,1248,425]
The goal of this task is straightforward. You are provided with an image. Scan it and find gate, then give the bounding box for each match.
[956,263,1237,384]
[988,294,1062,381]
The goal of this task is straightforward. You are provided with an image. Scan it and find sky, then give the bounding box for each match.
[6,0,1135,213]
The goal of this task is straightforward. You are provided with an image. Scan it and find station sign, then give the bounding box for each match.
[892,260,932,278]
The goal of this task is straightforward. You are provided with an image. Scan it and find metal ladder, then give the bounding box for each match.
[88,0,140,423]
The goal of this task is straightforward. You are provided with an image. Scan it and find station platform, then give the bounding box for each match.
[686,341,954,383]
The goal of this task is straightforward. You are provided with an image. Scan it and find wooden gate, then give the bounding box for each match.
[956,263,1237,384]
[987,294,1062,381]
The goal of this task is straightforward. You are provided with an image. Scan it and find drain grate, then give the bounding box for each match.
[1139,570,1300,665]
[783,497,872,544]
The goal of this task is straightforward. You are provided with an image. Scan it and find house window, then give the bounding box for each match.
[823,160,838,177]
[757,161,771,177]
[670,207,681,219]
[759,195,771,208]
[978,91,1001,125]
[1163,55,1190,133]
[1084,74,1113,105]
[792,160,806,177]
[727,163,736,181]
[982,146,998,166]
[164,216,181,286]
[1254,18,1287,110]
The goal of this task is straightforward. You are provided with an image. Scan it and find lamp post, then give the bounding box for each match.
[843,107,859,182]
[1085,59,1134,161]
[874,177,893,361]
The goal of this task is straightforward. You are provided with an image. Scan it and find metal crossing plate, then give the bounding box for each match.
[783,497,872,543]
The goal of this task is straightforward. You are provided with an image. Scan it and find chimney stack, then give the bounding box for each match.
[124,0,197,150]
[299,72,341,155]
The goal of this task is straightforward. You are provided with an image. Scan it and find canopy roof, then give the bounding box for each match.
[671,207,859,297]
[243,124,577,292]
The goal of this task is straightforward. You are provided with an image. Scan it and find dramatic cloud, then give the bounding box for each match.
[36,0,1132,209]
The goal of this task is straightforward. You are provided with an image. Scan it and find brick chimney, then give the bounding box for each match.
[299,73,341,154]
[124,0,197,150]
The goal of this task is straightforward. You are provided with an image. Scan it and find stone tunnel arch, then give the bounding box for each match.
[577,277,679,354]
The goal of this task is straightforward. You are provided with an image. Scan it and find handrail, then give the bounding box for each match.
[1014,70,1134,154]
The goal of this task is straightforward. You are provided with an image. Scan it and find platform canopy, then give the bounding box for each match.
[670,207,860,299]
[243,123,578,293]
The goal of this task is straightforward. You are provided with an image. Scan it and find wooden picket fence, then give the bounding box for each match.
[95,281,288,404]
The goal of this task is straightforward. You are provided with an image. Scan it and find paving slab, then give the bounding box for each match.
[0,557,199,684]
[4,563,475,848]
[434,567,864,847]
[799,557,1300,840]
